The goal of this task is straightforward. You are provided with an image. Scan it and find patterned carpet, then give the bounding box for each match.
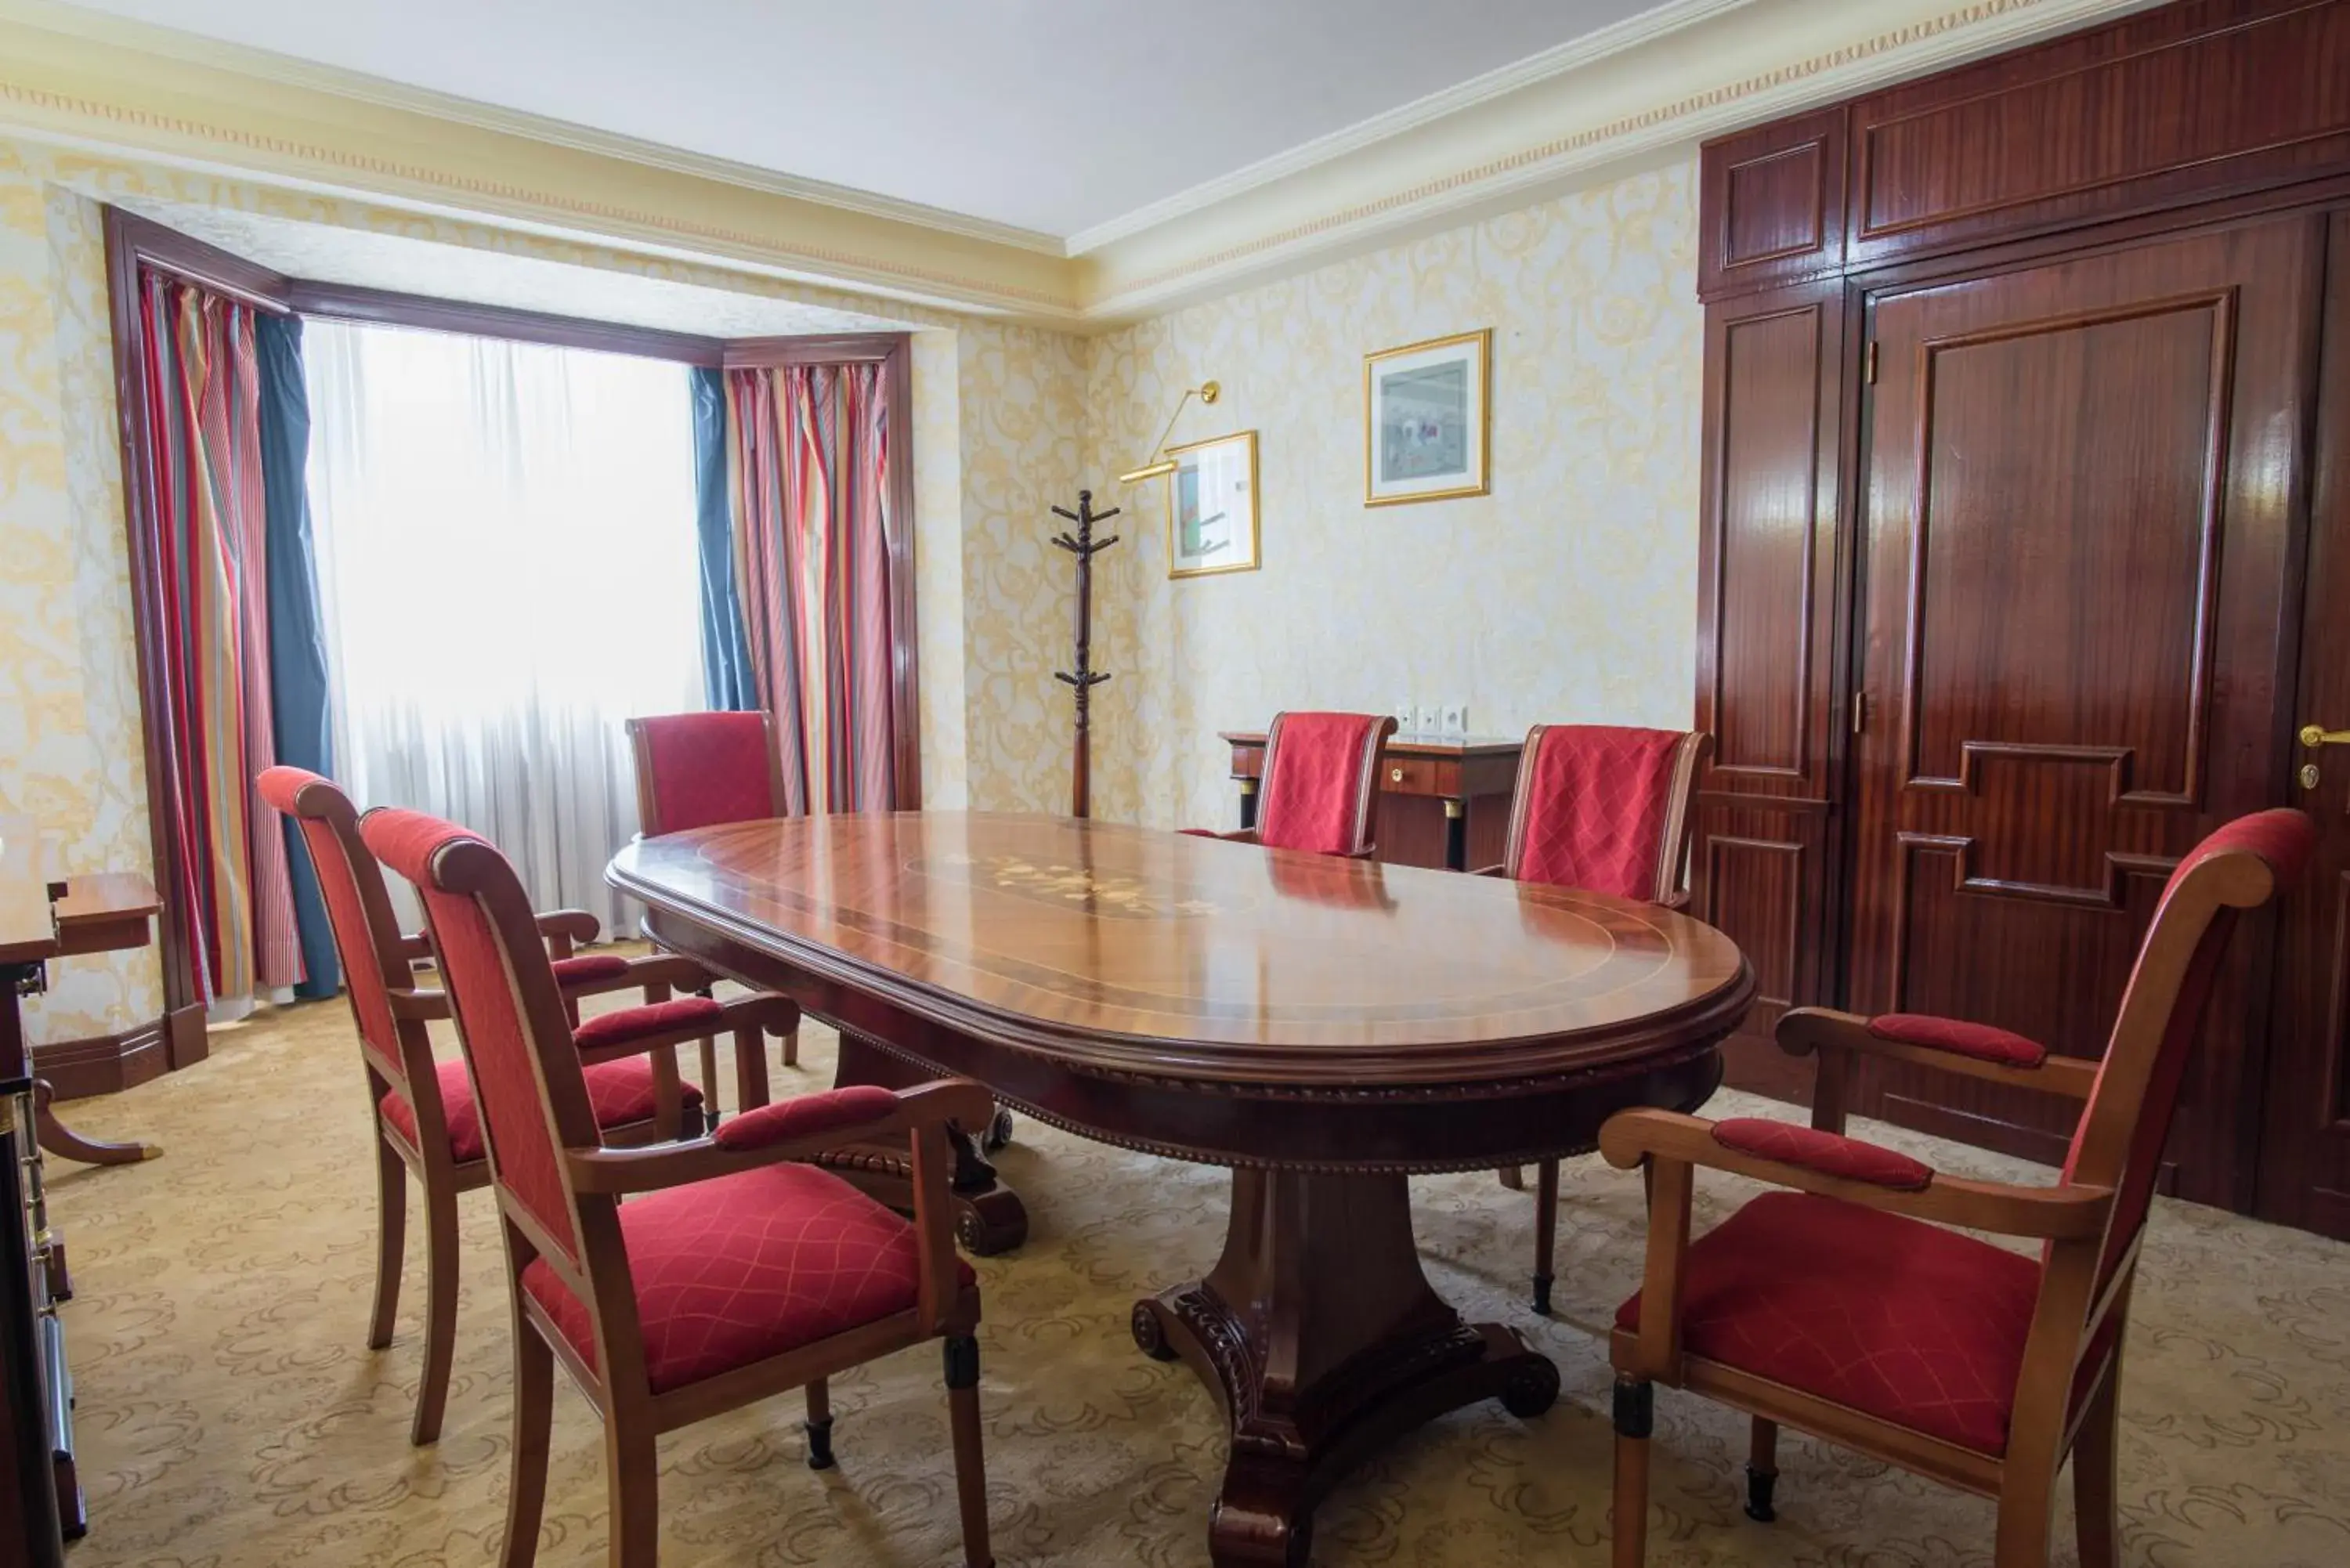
[42,978,2350,1567]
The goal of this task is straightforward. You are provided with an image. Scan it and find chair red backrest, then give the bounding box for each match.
[627,711,785,836]
[1256,712,1397,856]
[1501,725,1708,902]
[256,765,416,1087]
[2060,808,2315,1295]
[364,807,597,1266]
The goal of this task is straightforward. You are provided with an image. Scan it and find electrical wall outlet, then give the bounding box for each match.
[1441,703,1466,738]
[1415,704,1440,735]
[1394,698,1415,729]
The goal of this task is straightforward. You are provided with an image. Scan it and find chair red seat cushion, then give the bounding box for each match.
[522,1162,976,1393]
[551,952,632,984]
[573,995,725,1050]
[382,1057,703,1164]
[1868,1013,2048,1068]
[1615,1190,2041,1455]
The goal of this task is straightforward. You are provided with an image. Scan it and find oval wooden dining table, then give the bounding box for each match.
[610,811,1753,1567]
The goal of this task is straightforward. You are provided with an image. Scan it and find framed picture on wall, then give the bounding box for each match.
[1364,328,1491,506]
[1166,430,1260,579]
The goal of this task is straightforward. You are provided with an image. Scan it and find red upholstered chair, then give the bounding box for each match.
[624,710,801,1097]
[259,766,792,1445]
[1188,710,1398,857]
[1599,808,2314,1568]
[363,807,994,1568]
[1484,724,1710,1314]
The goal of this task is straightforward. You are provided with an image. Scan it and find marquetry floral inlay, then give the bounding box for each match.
[931,852,1225,918]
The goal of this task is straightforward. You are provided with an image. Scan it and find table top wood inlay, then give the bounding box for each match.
[610,812,1752,1088]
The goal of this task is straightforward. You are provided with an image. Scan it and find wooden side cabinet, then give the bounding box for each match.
[1217,732,1521,871]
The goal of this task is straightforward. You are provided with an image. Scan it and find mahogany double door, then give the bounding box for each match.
[1848,214,2326,1212]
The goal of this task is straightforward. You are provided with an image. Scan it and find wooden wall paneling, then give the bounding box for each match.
[1847,0,2350,274]
[1690,276,1849,1085]
[1845,213,2323,1205]
[1698,106,1849,299]
[2258,208,2350,1239]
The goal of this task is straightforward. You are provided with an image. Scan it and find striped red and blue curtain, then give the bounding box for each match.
[722,361,898,814]
[136,272,305,1013]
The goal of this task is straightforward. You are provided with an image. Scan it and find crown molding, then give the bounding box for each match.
[0,0,2161,332]
[0,0,1068,257]
[1077,0,2161,321]
[1065,0,1759,256]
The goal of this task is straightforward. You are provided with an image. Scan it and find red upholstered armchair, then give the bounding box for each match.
[1599,808,2313,1568]
[364,807,994,1568]
[1484,724,1710,1313]
[1188,710,1398,857]
[624,710,805,1128]
[259,767,794,1446]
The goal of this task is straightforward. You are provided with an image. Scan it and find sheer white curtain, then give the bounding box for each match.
[304,320,703,929]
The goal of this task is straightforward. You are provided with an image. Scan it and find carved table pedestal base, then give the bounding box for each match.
[1132,1167,1560,1566]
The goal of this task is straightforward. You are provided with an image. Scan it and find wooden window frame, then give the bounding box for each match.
[101,208,924,1024]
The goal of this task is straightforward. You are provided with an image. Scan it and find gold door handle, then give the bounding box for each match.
[1390,767,1405,783]
[2302,724,2350,749]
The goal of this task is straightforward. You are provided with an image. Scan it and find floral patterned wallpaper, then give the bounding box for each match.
[0,132,1086,1042]
[0,131,1697,1044]
[1082,161,1705,831]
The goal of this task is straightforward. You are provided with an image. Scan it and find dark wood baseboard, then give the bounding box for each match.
[33,1019,168,1102]
[163,1002,205,1071]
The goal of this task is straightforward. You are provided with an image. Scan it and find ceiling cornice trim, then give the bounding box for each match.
[0,0,1068,258]
[1077,0,2156,320]
[1064,0,1758,256]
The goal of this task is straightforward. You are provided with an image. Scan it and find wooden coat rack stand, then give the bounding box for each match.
[1052,490,1119,818]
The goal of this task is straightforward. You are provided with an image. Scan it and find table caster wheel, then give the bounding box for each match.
[982,1108,1014,1151]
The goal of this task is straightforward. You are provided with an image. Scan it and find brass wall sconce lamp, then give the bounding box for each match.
[1118,380,1220,483]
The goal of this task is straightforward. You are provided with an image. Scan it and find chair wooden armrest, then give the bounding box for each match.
[1778,1006,2099,1133]
[1469,863,1509,878]
[566,1080,994,1196]
[555,952,715,998]
[534,909,601,945]
[572,991,798,1067]
[1596,1107,2113,1241]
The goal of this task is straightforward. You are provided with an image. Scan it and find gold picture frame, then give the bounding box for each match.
[1166,429,1260,580]
[1364,328,1491,507]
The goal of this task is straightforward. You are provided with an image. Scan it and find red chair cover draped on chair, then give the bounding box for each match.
[724,363,898,815]
[136,269,302,1011]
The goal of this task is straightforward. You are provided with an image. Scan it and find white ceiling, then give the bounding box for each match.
[56,0,1674,239]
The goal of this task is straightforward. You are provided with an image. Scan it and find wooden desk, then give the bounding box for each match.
[1217,729,1521,871]
[613,812,1752,1566]
[0,819,164,1559]
[0,821,164,1170]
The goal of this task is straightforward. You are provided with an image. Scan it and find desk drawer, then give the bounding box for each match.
[1380,757,1459,797]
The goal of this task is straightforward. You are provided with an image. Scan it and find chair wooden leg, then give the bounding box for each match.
[2072,1365,2120,1568]
[696,1038,720,1122]
[944,1336,993,1568]
[780,1023,799,1070]
[501,1322,553,1568]
[1992,1462,2057,1568]
[1497,1164,1526,1191]
[604,1419,660,1568]
[1532,1158,1560,1315]
[367,1138,406,1352]
[1745,1416,1779,1523]
[1611,1378,1651,1568]
[411,1180,461,1446]
[804,1378,834,1470]
[734,1025,771,1111]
